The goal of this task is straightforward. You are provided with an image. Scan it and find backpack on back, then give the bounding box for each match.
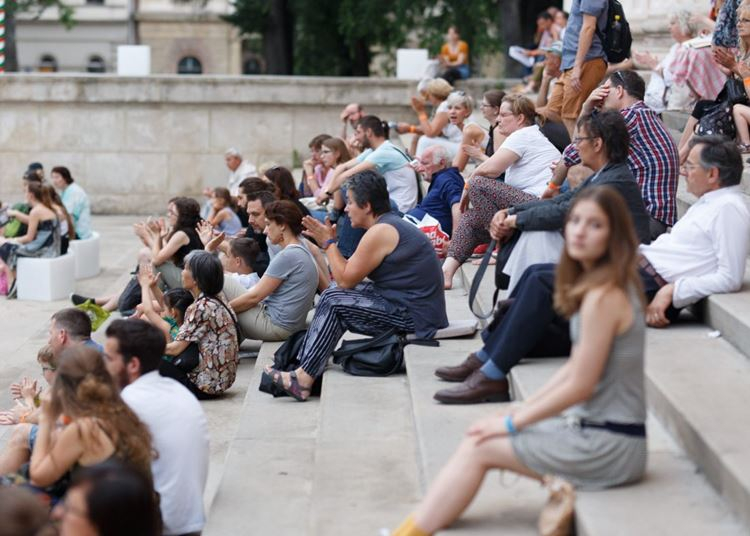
[597,0,632,64]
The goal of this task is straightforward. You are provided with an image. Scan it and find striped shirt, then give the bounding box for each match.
[563,101,679,225]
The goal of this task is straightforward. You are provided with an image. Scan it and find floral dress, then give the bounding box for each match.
[175,294,240,395]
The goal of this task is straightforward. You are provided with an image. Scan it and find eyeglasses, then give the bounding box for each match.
[480,103,497,109]
[680,162,701,171]
[572,136,597,145]
[738,18,750,25]
[41,366,56,373]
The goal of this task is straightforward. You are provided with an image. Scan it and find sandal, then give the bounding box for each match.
[264,368,311,402]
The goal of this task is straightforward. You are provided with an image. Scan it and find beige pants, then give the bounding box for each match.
[222,276,294,342]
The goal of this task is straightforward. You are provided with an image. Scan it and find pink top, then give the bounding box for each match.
[669,45,727,101]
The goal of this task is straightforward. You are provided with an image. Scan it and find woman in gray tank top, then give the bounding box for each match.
[391,186,648,536]
[263,170,448,402]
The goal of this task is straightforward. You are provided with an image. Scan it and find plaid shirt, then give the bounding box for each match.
[563,102,679,225]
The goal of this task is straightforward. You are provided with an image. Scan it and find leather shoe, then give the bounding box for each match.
[433,370,510,404]
[435,353,483,382]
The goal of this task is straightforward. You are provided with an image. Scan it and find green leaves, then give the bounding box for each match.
[224,0,501,76]
[10,0,75,28]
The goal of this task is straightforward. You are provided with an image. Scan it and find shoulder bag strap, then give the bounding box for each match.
[390,145,423,204]
[469,239,497,320]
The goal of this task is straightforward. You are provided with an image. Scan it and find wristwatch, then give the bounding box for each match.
[323,238,337,250]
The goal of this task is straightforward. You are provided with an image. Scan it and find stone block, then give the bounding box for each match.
[167,153,223,196]
[166,108,210,152]
[84,152,168,195]
[0,107,40,151]
[124,108,169,151]
[39,106,125,151]
[208,106,294,157]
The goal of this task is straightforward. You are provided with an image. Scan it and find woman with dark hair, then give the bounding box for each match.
[222,200,318,341]
[49,166,92,240]
[72,196,204,311]
[55,461,161,536]
[0,181,60,298]
[161,250,239,398]
[443,94,561,289]
[264,166,312,218]
[207,187,242,236]
[262,171,448,401]
[390,186,647,536]
[2,345,153,503]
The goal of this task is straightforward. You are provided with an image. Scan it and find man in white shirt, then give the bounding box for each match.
[224,147,258,197]
[103,319,209,536]
[433,136,749,404]
[641,135,750,326]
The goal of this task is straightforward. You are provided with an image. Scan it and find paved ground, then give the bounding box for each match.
[0,215,254,510]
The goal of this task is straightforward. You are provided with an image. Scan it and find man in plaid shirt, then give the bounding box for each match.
[543,70,679,239]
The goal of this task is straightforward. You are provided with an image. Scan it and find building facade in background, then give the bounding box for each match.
[15,0,242,74]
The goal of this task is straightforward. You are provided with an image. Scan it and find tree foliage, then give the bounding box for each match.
[224,0,501,76]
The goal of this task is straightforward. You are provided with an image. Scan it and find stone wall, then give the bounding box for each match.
[0,74,501,214]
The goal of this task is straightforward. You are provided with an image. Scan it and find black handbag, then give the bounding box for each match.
[332,328,438,377]
[717,76,749,106]
[695,101,736,138]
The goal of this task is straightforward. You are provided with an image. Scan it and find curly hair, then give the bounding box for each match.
[167,196,202,239]
[50,346,154,483]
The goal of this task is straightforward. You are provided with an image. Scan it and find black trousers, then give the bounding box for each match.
[159,360,217,401]
[481,263,681,375]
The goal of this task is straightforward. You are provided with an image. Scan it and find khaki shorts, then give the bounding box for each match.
[545,58,607,121]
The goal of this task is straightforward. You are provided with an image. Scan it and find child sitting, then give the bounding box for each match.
[136,263,194,342]
[207,187,243,236]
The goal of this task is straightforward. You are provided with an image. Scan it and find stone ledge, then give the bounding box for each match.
[0,74,510,106]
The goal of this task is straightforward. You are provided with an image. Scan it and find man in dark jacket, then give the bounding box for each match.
[434,110,650,404]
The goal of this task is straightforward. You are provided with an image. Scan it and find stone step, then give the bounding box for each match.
[456,263,750,532]
[509,359,746,536]
[203,342,322,536]
[309,368,421,534]
[646,324,750,530]
[404,341,545,536]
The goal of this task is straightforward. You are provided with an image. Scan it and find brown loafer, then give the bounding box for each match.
[433,370,510,404]
[435,353,484,382]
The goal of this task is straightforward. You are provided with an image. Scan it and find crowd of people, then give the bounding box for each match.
[1,1,750,534]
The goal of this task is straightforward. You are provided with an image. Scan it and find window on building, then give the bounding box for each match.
[243,56,262,75]
[87,55,106,73]
[86,0,105,5]
[177,56,203,75]
[39,55,58,72]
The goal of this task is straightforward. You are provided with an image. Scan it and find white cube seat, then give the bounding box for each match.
[68,231,101,279]
[17,253,76,301]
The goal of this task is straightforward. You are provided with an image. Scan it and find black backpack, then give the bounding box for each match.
[597,0,632,64]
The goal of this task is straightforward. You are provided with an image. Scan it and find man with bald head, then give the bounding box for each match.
[407,145,464,236]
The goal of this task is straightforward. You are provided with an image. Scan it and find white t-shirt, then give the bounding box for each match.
[356,141,418,212]
[122,372,209,536]
[230,271,260,289]
[500,125,561,197]
[436,100,463,142]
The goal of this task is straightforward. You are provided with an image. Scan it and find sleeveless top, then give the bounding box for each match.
[367,212,448,338]
[171,227,204,268]
[565,289,646,424]
[485,123,499,158]
[216,208,242,236]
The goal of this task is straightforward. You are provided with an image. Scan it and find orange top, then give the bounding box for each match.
[440,41,469,65]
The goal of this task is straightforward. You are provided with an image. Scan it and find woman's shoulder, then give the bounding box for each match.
[580,284,633,327]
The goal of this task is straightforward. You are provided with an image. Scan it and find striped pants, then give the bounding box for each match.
[298,283,415,378]
[447,176,536,263]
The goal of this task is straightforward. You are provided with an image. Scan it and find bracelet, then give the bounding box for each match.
[19,411,32,424]
[547,181,560,191]
[505,414,518,436]
[464,181,471,191]
[408,125,417,134]
[418,113,428,122]
[323,238,337,250]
